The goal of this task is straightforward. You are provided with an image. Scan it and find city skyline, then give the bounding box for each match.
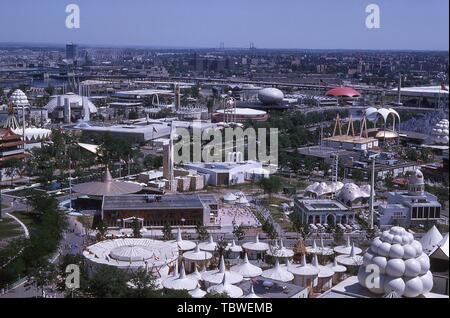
[0,0,448,51]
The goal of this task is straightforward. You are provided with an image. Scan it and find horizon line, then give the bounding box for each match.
[0,41,448,53]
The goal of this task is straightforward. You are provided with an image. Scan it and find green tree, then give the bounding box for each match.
[258,176,283,200]
[162,222,173,241]
[262,220,278,240]
[195,222,209,240]
[87,266,129,298]
[232,223,246,241]
[132,218,142,238]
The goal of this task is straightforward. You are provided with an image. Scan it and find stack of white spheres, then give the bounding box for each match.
[358,226,433,298]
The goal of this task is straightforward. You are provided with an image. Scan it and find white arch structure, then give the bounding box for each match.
[365,107,401,144]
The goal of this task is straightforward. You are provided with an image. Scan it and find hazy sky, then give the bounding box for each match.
[0,0,448,50]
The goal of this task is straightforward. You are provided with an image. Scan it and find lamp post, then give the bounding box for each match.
[368,153,380,230]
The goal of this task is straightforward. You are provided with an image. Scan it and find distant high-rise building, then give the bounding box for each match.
[66,43,78,60]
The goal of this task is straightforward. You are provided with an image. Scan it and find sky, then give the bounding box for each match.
[0,0,448,50]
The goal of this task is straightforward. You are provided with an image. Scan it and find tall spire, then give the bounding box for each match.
[218,255,226,273]
[179,262,187,279]
[176,227,182,242]
[312,254,319,267]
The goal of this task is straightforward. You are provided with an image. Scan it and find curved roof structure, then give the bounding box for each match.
[335,243,364,266]
[420,225,443,255]
[336,183,371,206]
[306,239,334,256]
[207,272,244,298]
[13,127,52,142]
[328,258,347,274]
[223,193,237,202]
[226,240,243,253]
[305,181,344,198]
[45,93,97,114]
[242,284,261,299]
[358,226,434,297]
[325,87,361,98]
[189,284,207,298]
[429,234,448,261]
[258,88,284,105]
[169,228,196,252]
[72,168,142,196]
[409,169,425,186]
[83,238,179,273]
[198,235,218,252]
[288,254,320,276]
[10,89,29,107]
[261,259,294,282]
[202,256,244,286]
[187,265,203,281]
[365,107,401,123]
[430,119,449,145]
[312,254,334,278]
[334,236,363,255]
[183,243,213,262]
[242,235,270,252]
[266,239,295,258]
[162,262,198,291]
[230,253,262,278]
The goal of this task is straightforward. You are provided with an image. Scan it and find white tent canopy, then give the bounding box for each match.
[199,235,218,252]
[169,227,196,252]
[183,243,213,262]
[420,226,444,255]
[266,239,294,258]
[334,236,363,255]
[202,256,244,285]
[230,253,263,278]
[261,259,294,282]
[242,284,260,299]
[242,235,269,252]
[207,272,244,298]
[429,233,449,261]
[162,262,198,291]
[336,243,364,266]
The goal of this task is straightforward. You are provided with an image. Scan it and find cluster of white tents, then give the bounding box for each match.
[154,233,365,297]
[223,192,250,206]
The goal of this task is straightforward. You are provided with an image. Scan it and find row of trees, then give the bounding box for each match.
[0,192,67,290]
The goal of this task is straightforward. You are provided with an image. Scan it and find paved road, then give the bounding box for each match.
[0,215,85,298]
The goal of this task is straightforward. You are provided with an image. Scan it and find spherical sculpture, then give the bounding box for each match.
[386,259,405,277]
[384,276,406,295]
[258,88,284,105]
[358,226,433,297]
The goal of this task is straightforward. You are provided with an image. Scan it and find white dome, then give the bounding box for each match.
[336,183,371,205]
[10,89,29,107]
[358,226,433,297]
[409,169,425,186]
[365,107,401,123]
[109,245,155,262]
[258,88,284,105]
[430,119,449,145]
